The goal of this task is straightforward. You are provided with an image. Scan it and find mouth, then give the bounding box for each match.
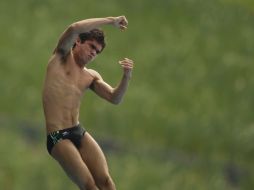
[88,55,94,60]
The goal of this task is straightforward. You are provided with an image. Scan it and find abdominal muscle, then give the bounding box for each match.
[42,55,93,134]
[43,81,83,133]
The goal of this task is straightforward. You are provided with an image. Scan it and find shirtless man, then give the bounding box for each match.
[42,16,133,190]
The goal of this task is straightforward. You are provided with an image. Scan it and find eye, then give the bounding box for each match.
[89,44,100,54]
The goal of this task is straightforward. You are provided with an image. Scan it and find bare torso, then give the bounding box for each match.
[41,17,133,190]
[42,53,95,134]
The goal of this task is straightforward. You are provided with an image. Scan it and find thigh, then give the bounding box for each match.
[51,139,96,188]
[79,132,110,181]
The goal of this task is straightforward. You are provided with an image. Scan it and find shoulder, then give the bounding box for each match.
[85,69,103,80]
[85,69,104,90]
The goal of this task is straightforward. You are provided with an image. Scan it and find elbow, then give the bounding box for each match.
[68,24,77,34]
[70,22,78,30]
[107,89,123,105]
[70,22,89,33]
[110,99,122,105]
[68,23,82,35]
[60,24,76,40]
[109,96,122,105]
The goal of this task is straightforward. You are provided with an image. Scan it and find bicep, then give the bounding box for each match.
[90,78,114,101]
[53,24,78,56]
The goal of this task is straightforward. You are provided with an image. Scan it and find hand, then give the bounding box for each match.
[119,58,134,78]
[113,16,128,31]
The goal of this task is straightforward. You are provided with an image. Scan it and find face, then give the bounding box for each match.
[75,39,103,66]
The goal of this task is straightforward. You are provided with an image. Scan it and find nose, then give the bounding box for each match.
[91,49,96,57]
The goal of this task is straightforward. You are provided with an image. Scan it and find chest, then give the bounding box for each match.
[46,63,94,94]
[64,69,94,93]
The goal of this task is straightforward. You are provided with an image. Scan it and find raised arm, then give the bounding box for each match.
[89,58,134,104]
[53,16,128,56]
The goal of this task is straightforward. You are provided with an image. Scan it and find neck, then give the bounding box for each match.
[73,50,87,69]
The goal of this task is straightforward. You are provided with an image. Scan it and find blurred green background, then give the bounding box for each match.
[0,0,254,189]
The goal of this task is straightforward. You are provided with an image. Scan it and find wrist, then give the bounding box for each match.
[107,17,115,24]
[123,72,132,80]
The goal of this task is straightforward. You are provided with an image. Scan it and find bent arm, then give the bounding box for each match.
[90,70,131,105]
[53,16,128,56]
[111,75,132,104]
[90,58,134,104]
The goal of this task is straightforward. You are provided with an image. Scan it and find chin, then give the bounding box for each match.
[82,58,90,65]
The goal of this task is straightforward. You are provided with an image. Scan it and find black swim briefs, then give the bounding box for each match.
[47,124,86,154]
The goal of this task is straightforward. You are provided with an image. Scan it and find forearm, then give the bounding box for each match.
[110,58,133,104]
[111,74,131,104]
[71,17,115,34]
[54,16,127,55]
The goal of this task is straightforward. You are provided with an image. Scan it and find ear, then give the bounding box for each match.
[75,38,81,46]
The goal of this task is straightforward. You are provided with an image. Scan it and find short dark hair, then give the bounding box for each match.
[73,28,106,52]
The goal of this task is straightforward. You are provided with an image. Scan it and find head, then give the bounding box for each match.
[73,29,106,66]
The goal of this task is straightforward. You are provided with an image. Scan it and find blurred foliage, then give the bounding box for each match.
[0,0,254,189]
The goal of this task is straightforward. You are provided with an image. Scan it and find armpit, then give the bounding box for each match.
[53,48,70,62]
